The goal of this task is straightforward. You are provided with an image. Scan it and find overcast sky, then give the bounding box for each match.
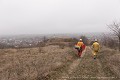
[0,0,120,35]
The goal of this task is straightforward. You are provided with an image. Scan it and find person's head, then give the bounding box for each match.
[94,39,98,42]
[79,39,82,42]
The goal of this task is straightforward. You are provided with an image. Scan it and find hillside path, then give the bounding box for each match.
[56,46,117,80]
[57,47,87,80]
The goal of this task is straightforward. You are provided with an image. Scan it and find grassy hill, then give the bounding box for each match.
[0,38,120,80]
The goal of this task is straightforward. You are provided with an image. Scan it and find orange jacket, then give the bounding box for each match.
[77,42,84,47]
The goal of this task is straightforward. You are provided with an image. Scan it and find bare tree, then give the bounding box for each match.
[43,36,48,43]
[101,33,118,49]
[108,22,120,51]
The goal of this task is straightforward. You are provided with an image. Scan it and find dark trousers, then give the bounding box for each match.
[77,48,83,57]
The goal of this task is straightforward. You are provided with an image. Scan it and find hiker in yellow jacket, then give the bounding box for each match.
[92,39,100,59]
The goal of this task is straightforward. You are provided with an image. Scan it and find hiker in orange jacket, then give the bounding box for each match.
[75,39,86,57]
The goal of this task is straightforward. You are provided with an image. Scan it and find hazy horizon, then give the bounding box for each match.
[0,0,120,35]
[0,32,111,37]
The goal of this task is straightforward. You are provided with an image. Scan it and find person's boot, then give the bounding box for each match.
[94,57,96,59]
[79,52,82,58]
[94,55,97,59]
[79,55,81,58]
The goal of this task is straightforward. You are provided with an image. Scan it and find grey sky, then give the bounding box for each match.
[0,0,120,35]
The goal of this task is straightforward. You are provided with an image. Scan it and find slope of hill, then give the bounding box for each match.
[0,38,120,80]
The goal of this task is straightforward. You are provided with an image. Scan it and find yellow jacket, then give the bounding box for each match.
[92,42,100,51]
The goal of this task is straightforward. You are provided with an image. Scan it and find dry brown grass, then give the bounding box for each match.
[67,47,120,80]
[3,37,120,80]
[98,47,120,79]
[46,38,77,49]
[0,44,76,80]
[70,47,100,80]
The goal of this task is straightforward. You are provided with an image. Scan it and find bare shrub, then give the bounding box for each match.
[63,38,78,42]
[38,47,42,53]
[108,21,120,51]
[37,41,46,53]
[43,36,48,43]
[101,34,118,49]
[59,43,65,49]
[47,38,78,48]
[90,41,94,45]
[80,36,89,45]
